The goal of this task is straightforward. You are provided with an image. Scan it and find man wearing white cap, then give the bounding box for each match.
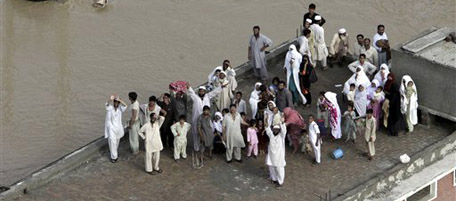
[265,119,287,188]
[310,15,328,71]
[329,28,349,67]
[186,83,222,152]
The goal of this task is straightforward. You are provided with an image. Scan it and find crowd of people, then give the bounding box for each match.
[103,3,419,188]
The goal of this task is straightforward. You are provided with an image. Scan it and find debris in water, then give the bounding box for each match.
[93,0,109,8]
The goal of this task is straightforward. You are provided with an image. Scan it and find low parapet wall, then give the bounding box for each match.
[334,131,456,201]
[0,38,297,201]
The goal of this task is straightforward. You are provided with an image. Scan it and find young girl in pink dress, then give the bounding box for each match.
[247,119,259,158]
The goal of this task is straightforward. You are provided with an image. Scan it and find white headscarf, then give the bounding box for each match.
[208,66,223,84]
[324,91,342,139]
[400,75,418,125]
[354,85,368,116]
[249,82,262,119]
[374,64,390,87]
[264,101,277,126]
[343,66,371,94]
[212,112,224,133]
[367,79,380,100]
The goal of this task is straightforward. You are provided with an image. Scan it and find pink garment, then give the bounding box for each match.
[247,127,258,157]
[369,100,384,129]
[169,81,188,93]
[247,143,258,157]
[283,107,305,127]
[247,127,259,144]
[283,107,305,152]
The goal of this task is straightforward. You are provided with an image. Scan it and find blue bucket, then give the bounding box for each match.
[332,148,344,159]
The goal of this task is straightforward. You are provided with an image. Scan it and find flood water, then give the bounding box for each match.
[1,0,454,186]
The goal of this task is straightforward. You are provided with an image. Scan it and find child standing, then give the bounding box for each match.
[370,86,385,129]
[257,119,268,155]
[247,120,259,158]
[272,107,282,126]
[365,109,376,160]
[343,101,357,143]
[347,83,356,102]
[316,92,329,128]
[170,115,191,161]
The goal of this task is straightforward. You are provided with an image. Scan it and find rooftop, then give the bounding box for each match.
[10,43,454,201]
[400,27,456,68]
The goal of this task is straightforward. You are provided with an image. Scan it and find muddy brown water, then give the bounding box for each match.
[1,0,454,186]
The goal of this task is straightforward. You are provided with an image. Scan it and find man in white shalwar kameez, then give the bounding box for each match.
[284,44,307,105]
[249,25,273,81]
[308,114,321,164]
[298,29,313,63]
[223,104,246,162]
[139,113,165,175]
[187,83,222,152]
[328,28,349,66]
[265,122,287,188]
[171,115,191,161]
[373,25,389,66]
[361,38,379,67]
[104,95,127,163]
[127,92,140,155]
[311,15,328,70]
[347,54,377,76]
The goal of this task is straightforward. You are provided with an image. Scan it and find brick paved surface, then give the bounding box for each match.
[13,61,453,201]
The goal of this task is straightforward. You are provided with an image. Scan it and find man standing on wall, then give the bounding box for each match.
[303,3,326,26]
[249,25,273,82]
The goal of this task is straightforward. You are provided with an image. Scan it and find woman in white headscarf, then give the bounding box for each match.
[264,101,277,127]
[374,64,390,87]
[208,66,223,84]
[214,71,233,111]
[249,82,262,119]
[324,92,342,139]
[343,66,371,95]
[367,80,380,101]
[284,44,307,105]
[400,75,418,133]
[354,85,368,117]
[212,112,224,134]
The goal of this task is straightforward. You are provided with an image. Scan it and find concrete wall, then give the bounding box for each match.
[0,38,297,201]
[391,45,456,122]
[334,131,456,201]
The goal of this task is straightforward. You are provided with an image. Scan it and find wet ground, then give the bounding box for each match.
[12,61,453,201]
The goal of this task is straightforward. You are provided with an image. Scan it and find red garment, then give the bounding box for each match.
[283,107,305,127]
[169,81,188,93]
[283,107,305,151]
[384,73,395,93]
